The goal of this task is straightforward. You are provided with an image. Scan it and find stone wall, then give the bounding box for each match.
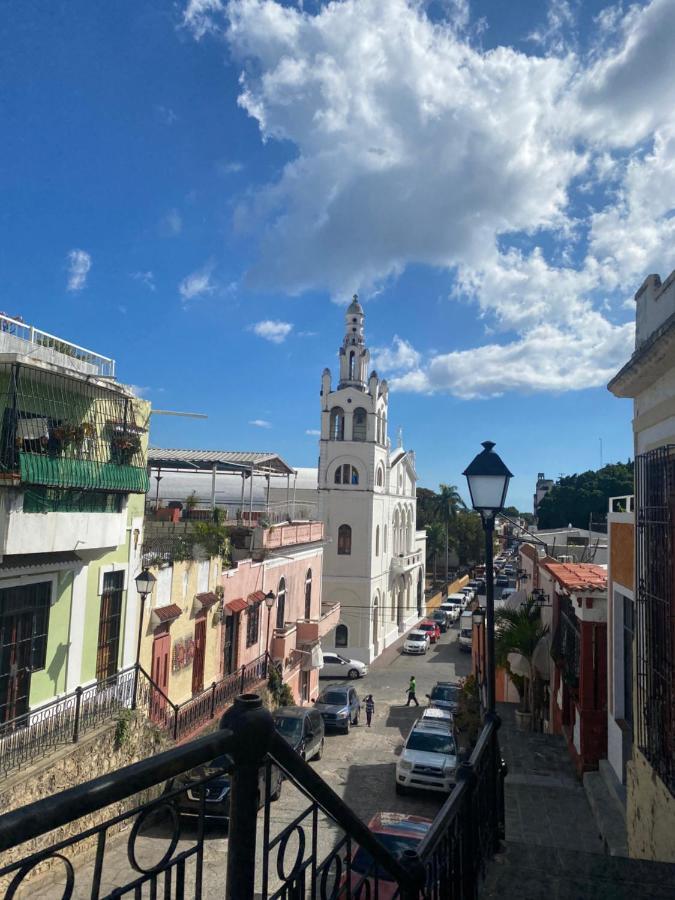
[627,747,675,862]
[0,710,171,887]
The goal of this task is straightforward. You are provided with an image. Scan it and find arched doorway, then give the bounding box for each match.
[372,594,379,656]
[397,578,405,630]
[417,570,423,616]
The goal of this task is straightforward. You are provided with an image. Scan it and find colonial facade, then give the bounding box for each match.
[318,296,425,663]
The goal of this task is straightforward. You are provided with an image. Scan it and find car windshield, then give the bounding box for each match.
[318,691,347,705]
[337,654,350,662]
[408,634,425,642]
[431,686,459,702]
[352,833,422,879]
[274,716,303,741]
[406,730,456,755]
[460,629,472,638]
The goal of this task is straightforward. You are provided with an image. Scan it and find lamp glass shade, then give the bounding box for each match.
[463,441,513,515]
[135,568,156,597]
[264,591,276,610]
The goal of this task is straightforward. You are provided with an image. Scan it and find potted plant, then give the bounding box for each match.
[495,598,549,731]
[111,431,141,465]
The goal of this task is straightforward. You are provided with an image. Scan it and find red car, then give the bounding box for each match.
[343,812,432,899]
[418,620,441,643]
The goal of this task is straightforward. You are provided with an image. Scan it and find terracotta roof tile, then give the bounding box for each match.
[542,562,607,593]
[226,597,248,613]
[519,543,538,562]
[248,590,266,604]
[195,592,219,609]
[153,603,183,622]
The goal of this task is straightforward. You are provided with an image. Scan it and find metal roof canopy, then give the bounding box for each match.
[147,448,295,477]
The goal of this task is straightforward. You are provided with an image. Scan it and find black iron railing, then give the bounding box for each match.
[0,656,269,777]
[0,694,505,899]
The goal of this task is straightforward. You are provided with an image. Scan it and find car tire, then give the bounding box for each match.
[347,668,360,679]
[395,783,406,796]
[352,712,359,727]
[313,738,324,761]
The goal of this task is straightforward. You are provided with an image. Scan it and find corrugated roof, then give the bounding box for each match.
[543,562,607,593]
[148,448,295,476]
[0,552,82,573]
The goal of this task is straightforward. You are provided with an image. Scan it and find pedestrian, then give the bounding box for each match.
[364,694,375,727]
[405,676,419,707]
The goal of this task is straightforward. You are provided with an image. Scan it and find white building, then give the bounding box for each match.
[318,296,426,663]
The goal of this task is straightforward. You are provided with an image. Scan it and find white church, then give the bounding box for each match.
[319,296,426,663]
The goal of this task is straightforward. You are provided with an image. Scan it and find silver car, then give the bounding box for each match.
[320,652,368,679]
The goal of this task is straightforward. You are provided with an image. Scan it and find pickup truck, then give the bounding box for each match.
[458,610,473,652]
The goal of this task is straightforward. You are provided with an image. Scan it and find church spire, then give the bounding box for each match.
[338,294,369,389]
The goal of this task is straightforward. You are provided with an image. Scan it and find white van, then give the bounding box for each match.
[458,610,473,652]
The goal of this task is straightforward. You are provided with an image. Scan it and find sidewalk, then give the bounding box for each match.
[481,705,675,899]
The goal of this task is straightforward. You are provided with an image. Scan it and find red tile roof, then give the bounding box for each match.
[195,592,219,609]
[542,562,607,593]
[226,597,248,613]
[153,603,183,622]
[248,590,266,604]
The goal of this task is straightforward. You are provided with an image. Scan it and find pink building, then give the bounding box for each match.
[221,521,339,704]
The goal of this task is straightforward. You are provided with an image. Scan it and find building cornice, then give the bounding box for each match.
[608,310,675,398]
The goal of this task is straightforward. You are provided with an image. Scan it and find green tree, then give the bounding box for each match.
[425,521,445,584]
[434,484,466,580]
[537,461,634,529]
[495,599,549,722]
[448,510,484,566]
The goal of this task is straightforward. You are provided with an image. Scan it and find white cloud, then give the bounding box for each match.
[249,418,272,428]
[179,264,216,301]
[131,271,156,291]
[160,209,182,237]
[184,0,675,397]
[217,159,244,175]
[250,319,293,343]
[372,336,421,374]
[66,249,91,292]
[305,428,321,435]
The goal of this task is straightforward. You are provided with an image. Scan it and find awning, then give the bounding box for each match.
[248,590,266,604]
[0,551,82,577]
[226,597,248,614]
[302,642,323,671]
[194,592,220,610]
[151,603,182,626]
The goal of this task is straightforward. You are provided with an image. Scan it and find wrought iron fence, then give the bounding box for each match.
[635,445,675,795]
[0,695,505,899]
[0,667,136,777]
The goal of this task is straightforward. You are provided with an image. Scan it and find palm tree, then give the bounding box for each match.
[426,522,445,585]
[495,598,549,724]
[434,484,466,581]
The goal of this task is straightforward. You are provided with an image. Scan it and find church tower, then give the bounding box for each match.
[319,297,425,663]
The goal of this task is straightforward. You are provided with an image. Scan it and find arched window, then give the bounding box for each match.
[276,577,286,630]
[334,466,342,484]
[304,569,312,619]
[376,413,381,444]
[353,407,367,441]
[335,624,348,647]
[330,407,345,441]
[375,525,380,557]
[349,351,355,380]
[376,466,383,487]
[335,464,359,485]
[338,524,352,555]
[384,524,388,553]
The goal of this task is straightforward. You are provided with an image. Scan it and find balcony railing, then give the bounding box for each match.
[391,550,423,573]
[296,601,341,643]
[609,494,635,514]
[148,498,319,526]
[0,696,506,898]
[0,313,116,377]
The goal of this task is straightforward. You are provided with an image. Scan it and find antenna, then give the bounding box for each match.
[150,410,208,419]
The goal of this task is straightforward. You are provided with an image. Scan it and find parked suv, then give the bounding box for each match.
[273,706,325,761]
[314,684,360,734]
[395,717,458,794]
[426,681,460,715]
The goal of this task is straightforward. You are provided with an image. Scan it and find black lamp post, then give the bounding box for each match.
[463,441,512,715]
[132,568,156,708]
[472,607,486,706]
[264,590,276,658]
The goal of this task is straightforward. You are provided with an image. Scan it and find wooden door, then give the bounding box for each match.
[150,629,171,722]
[192,616,206,695]
[0,582,51,725]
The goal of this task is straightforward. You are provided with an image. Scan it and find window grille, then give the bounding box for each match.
[635,445,675,795]
[551,595,580,688]
[0,581,51,724]
[304,570,312,619]
[96,571,124,683]
[335,624,348,647]
[276,578,286,630]
[0,362,148,494]
[352,408,367,441]
[246,602,261,648]
[337,524,352,555]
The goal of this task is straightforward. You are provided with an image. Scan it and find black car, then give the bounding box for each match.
[426,681,460,714]
[431,610,449,633]
[167,753,282,820]
[495,575,509,587]
[273,706,325,761]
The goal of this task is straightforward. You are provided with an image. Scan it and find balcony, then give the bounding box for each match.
[259,520,324,549]
[0,313,116,377]
[271,622,297,662]
[391,549,423,574]
[296,600,341,642]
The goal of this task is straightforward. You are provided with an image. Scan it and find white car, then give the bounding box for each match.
[320,652,368,679]
[396,717,458,794]
[440,602,460,623]
[460,586,474,604]
[403,630,430,655]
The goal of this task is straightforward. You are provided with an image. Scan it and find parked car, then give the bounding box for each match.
[273,706,325,761]
[343,813,433,899]
[440,601,461,623]
[431,610,449,633]
[313,684,361,734]
[458,610,473,652]
[495,575,509,587]
[500,587,517,603]
[166,754,283,820]
[320,652,368,680]
[460,586,474,602]
[446,591,467,613]
[426,681,460,714]
[403,630,430,655]
[503,565,514,577]
[418,620,441,643]
[395,716,459,794]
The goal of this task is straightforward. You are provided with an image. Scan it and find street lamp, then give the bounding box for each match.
[264,590,276,658]
[133,568,156,708]
[463,441,512,715]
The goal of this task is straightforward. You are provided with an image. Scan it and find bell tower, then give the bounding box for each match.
[338,295,369,390]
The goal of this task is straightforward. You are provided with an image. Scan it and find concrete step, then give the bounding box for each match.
[599,758,627,811]
[481,842,675,899]
[583,770,629,857]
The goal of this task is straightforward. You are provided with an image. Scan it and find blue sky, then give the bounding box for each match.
[5,0,674,511]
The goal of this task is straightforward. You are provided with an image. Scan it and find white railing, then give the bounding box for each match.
[0,313,115,377]
[149,498,318,524]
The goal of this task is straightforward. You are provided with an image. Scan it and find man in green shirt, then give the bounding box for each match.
[406,676,419,707]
